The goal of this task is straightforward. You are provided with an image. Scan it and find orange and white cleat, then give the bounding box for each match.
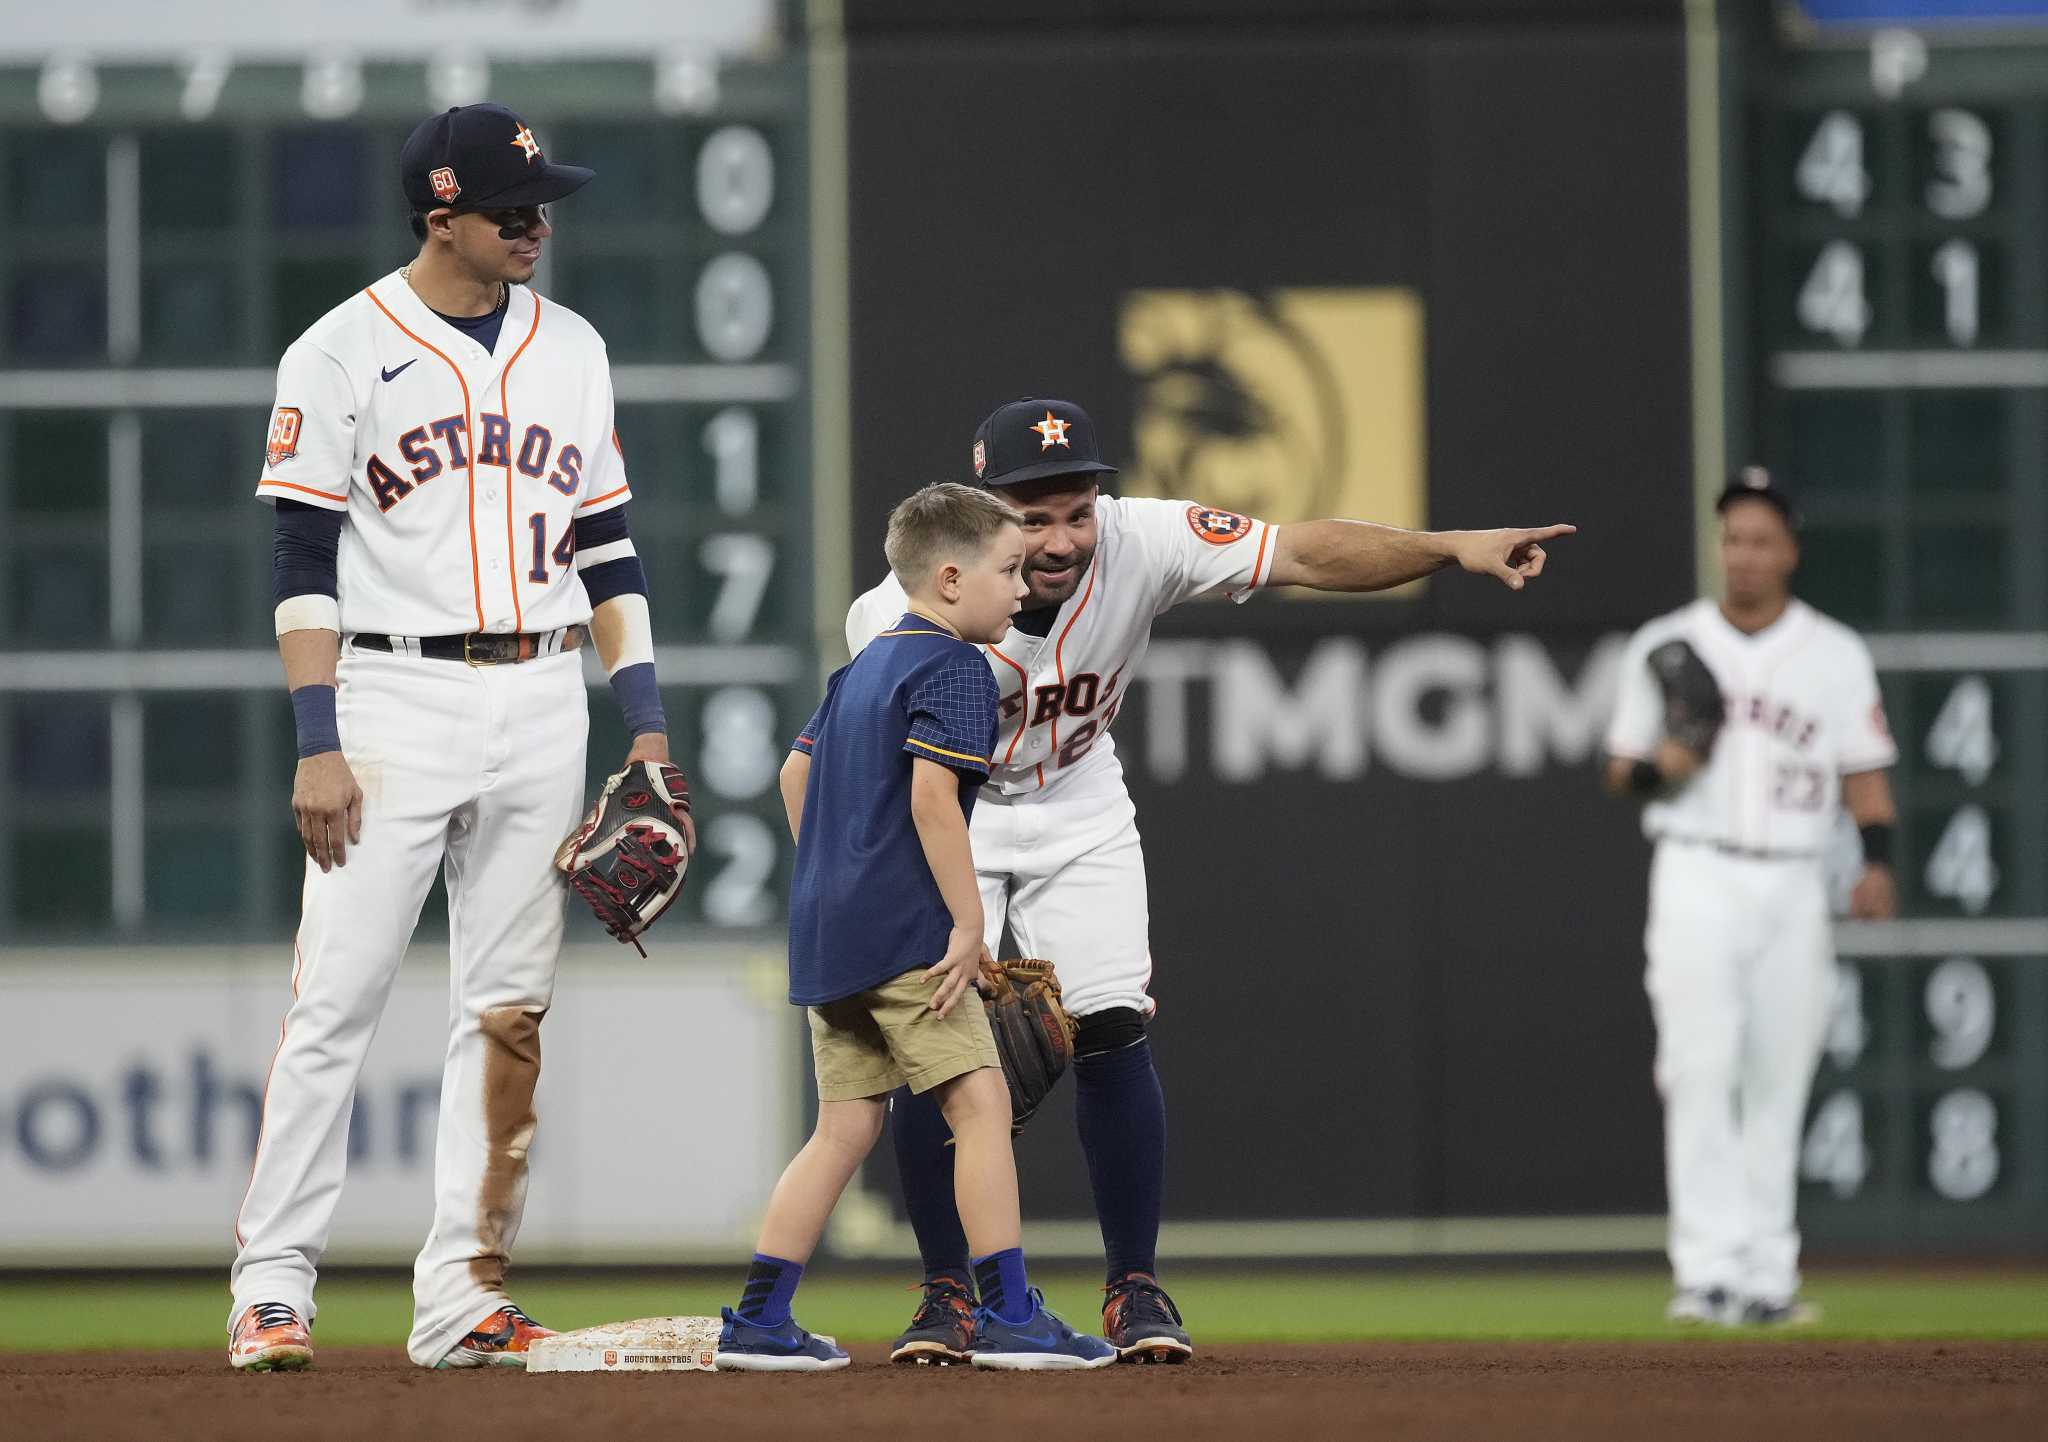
[229,1302,314,1372]
[435,1304,555,1369]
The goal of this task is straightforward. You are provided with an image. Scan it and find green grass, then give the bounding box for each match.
[4,1267,2046,1351]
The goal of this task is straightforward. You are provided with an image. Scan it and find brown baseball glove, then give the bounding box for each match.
[980,957,1078,1134]
[553,759,696,954]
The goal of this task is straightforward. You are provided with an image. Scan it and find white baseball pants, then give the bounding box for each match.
[971,764,1154,1020]
[1644,841,1834,1302]
[229,644,587,1366]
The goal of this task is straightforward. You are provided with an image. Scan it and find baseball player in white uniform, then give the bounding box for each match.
[1604,466,1898,1327]
[858,397,1575,1365]
[228,105,672,1372]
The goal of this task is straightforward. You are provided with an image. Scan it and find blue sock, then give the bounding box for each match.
[890,1086,971,1287]
[1075,1035,1166,1283]
[972,1247,1033,1325]
[737,1253,803,1326]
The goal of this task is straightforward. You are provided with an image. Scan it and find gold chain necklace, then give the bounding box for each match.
[400,263,504,312]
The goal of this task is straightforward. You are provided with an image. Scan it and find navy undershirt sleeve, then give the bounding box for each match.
[272,499,343,603]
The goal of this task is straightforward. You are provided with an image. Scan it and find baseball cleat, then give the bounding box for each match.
[713,1307,850,1371]
[434,1303,554,1368]
[1103,1272,1195,1364]
[1664,1286,1736,1326]
[969,1290,1117,1371]
[229,1302,313,1372]
[889,1277,977,1366]
[1738,1295,1820,1328]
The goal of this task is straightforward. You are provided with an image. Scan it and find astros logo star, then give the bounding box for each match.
[511,126,542,162]
[1030,410,1072,450]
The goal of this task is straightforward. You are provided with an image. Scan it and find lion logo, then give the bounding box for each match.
[1120,288,1426,597]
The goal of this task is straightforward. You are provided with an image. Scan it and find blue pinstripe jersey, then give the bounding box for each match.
[785,613,1000,1006]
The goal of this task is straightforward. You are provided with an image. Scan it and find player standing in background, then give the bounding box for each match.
[229,104,672,1372]
[1603,466,1899,1328]
[853,398,1575,1365]
[715,483,1112,1372]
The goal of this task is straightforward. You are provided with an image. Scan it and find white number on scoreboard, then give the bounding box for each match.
[1924,675,1996,786]
[1801,1090,1869,1199]
[1924,805,1998,914]
[1796,110,1870,218]
[1927,1088,1998,1201]
[1798,241,1870,347]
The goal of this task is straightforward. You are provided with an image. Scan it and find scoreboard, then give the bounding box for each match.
[1734,13,2048,1244]
[0,19,818,941]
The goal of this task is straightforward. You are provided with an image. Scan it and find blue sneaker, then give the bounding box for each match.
[712,1306,850,1372]
[969,1290,1117,1371]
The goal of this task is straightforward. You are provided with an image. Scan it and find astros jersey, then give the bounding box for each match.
[846,495,1276,797]
[255,272,630,636]
[1605,598,1897,855]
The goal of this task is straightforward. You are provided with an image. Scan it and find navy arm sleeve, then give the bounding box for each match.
[272,498,343,604]
[573,504,650,606]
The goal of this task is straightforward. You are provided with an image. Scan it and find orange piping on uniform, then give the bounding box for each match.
[1047,560,1097,751]
[987,645,1031,764]
[1246,522,1273,590]
[235,937,306,1247]
[260,478,348,504]
[579,483,631,512]
[364,285,485,632]
[496,295,542,632]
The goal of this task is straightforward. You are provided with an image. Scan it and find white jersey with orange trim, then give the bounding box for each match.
[255,270,629,638]
[1604,597,1897,856]
[844,493,1272,1018]
[847,495,1274,799]
[231,268,617,1366]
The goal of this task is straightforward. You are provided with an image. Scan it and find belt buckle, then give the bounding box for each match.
[464,634,496,667]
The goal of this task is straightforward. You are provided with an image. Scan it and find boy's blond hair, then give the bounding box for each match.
[884,482,1023,590]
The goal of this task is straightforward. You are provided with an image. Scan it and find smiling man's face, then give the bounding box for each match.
[1003,478,1101,608]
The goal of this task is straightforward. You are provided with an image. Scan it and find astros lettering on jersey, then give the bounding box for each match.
[256,274,629,636]
[1605,597,1898,854]
[848,496,1273,796]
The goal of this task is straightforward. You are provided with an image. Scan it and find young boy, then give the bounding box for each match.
[713,482,1116,1372]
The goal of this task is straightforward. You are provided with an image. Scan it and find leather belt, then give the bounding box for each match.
[1662,835,1817,863]
[350,625,585,666]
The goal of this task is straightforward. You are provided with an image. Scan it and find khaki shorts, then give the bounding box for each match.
[809,968,1001,1101]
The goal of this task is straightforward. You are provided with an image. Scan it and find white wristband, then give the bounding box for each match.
[602,592,656,676]
[274,595,341,637]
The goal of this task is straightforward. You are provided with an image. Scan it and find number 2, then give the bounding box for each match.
[527,513,575,583]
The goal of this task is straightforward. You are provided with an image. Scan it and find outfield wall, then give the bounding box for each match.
[0,943,802,1267]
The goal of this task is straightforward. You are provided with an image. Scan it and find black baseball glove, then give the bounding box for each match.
[1646,638,1725,756]
[979,958,1078,1134]
[554,760,696,954]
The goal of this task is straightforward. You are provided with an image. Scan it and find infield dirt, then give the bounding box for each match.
[7,1341,2045,1441]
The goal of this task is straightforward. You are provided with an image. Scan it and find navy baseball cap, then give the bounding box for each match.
[1716,463,1800,529]
[400,104,593,216]
[971,397,1120,489]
